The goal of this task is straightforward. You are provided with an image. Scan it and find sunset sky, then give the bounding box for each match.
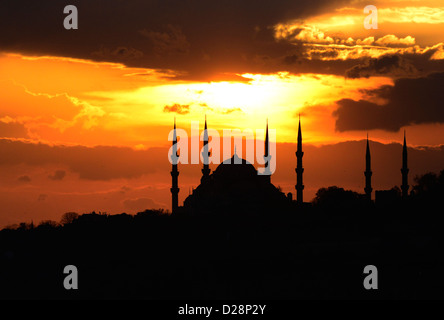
[1,0,444,227]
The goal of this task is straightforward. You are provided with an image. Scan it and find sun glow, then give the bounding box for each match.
[1,53,394,147]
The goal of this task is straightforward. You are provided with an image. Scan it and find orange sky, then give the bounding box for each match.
[2,53,443,147]
[1,0,444,227]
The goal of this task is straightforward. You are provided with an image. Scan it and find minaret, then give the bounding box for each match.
[295,115,304,204]
[364,134,373,201]
[170,118,180,214]
[201,115,211,184]
[401,130,409,199]
[263,118,271,182]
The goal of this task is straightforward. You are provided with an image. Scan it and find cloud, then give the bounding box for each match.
[275,23,377,47]
[345,55,417,79]
[287,41,444,79]
[275,24,334,44]
[378,6,444,24]
[48,170,66,181]
[272,26,444,79]
[17,175,31,183]
[0,118,28,138]
[197,103,243,114]
[375,35,415,47]
[356,37,374,46]
[1,0,443,83]
[272,15,442,78]
[0,80,107,142]
[0,139,168,180]
[91,46,144,61]
[163,103,190,114]
[275,20,417,49]
[430,43,444,60]
[120,186,132,194]
[139,25,190,56]
[221,107,243,114]
[334,72,444,132]
[0,0,351,80]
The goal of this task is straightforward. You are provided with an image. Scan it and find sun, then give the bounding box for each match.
[201,80,273,114]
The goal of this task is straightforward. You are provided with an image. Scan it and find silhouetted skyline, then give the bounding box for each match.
[169,117,417,215]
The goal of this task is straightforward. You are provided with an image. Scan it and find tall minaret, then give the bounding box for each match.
[170,118,180,214]
[401,130,409,199]
[364,134,373,201]
[295,115,304,204]
[201,115,211,184]
[263,118,271,182]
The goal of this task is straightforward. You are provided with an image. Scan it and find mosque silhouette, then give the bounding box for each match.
[170,117,410,215]
[1,117,439,301]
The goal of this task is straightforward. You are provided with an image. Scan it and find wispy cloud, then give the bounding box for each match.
[163,103,190,114]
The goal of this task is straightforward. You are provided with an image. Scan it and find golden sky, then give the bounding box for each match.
[1,52,442,148]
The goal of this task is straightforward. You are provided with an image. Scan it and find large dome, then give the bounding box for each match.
[182,152,288,215]
[212,153,257,181]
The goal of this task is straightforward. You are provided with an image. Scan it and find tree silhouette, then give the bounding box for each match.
[312,186,365,210]
[1,168,444,299]
[60,212,79,225]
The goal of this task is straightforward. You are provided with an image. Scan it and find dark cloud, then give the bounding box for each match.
[48,170,66,181]
[334,72,444,132]
[17,175,31,183]
[91,46,143,61]
[0,121,28,139]
[0,0,351,80]
[3,1,444,81]
[280,53,438,80]
[163,103,190,114]
[286,44,444,79]
[0,139,169,180]
[345,55,417,79]
[139,24,190,56]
